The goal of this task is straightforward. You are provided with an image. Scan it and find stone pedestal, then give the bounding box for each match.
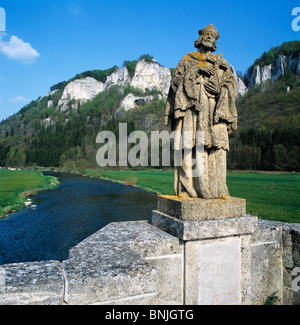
[151,195,258,305]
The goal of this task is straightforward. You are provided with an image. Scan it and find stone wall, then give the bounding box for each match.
[251,219,300,305]
[0,219,299,305]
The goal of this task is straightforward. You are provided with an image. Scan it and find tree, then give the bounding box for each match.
[138,54,154,62]
[274,144,287,170]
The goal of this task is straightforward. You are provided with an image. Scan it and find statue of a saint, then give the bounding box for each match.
[165,24,238,199]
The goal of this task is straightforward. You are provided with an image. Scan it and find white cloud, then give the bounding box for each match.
[9,96,30,103]
[0,34,40,63]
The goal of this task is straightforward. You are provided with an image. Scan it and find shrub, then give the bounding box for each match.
[124,175,138,186]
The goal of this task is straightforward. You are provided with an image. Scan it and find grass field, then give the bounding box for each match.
[0,169,59,219]
[84,169,300,224]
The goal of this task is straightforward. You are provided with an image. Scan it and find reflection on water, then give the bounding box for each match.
[0,173,157,265]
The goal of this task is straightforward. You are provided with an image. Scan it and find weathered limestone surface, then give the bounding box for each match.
[131,60,171,96]
[105,67,130,88]
[0,261,64,305]
[230,65,248,96]
[251,219,300,305]
[185,237,241,305]
[165,25,238,199]
[250,220,283,305]
[57,77,105,111]
[152,210,257,241]
[152,192,257,305]
[63,221,183,305]
[157,195,246,221]
[120,93,155,111]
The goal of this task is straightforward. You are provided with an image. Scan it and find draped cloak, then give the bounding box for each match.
[165,51,238,198]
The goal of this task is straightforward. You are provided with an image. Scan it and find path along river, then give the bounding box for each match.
[0,172,157,265]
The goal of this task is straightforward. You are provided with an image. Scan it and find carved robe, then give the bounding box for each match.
[165,51,238,198]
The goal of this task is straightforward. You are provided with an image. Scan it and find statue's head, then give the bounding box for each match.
[194,24,219,52]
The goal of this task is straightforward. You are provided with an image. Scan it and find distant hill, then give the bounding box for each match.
[0,43,299,171]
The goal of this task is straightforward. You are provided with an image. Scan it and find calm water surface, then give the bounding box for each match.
[0,172,157,265]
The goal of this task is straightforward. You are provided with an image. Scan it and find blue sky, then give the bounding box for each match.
[0,0,299,121]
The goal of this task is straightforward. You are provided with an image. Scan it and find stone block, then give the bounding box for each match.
[152,210,257,241]
[250,241,283,305]
[157,195,246,221]
[0,261,64,305]
[63,221,183,305]
[63,223,158,305]
[251,220,282,244]
[185,237,241,305]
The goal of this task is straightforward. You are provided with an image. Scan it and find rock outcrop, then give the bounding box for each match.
[230,53,300,95]
[120,93,156,111]
[247,53,300,89]
[54,60,172,111]
[57,77,105,111]
[130,60,171,96]
[230,65,248,96]
[105,67,131,88]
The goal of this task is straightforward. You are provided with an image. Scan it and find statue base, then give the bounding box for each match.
[157,195,246,222]
[151,195,258,304]
[152,209,256,242]
[152,195,256,241]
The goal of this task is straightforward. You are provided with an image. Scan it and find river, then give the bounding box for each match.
[0,172,157,265]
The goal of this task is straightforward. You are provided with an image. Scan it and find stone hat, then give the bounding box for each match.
[198,24,220,39]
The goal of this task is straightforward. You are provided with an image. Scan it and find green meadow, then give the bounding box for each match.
[0,169,59,219]
[84,169,300,224]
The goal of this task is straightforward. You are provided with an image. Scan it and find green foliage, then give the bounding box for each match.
[71,66,119,83]
[264,292,279,305]
[138,54,154,62]
[229,71,300,172]
[50,81,68,91]
[0,144,10,165]
[50,66,119,91]
[123,59,138,78]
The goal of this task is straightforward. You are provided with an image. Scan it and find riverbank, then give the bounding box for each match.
[0,172,157,265]
[30,167,300,224]
[0,169,59,219]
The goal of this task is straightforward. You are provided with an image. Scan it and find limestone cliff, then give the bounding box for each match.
[230,65,248,96]
[229,53,300,96]
[55,59,171,111]
[57,77,105,111]
[247,53,300,89]
[130,60,171,96]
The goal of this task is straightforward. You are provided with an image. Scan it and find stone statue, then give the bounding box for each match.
[164,24,238,199]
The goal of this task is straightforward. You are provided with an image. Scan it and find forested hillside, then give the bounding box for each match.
[0,84,166,168]
[228,71,300,171]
